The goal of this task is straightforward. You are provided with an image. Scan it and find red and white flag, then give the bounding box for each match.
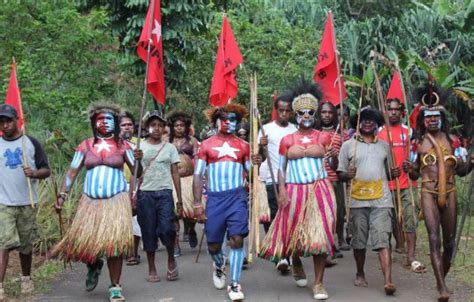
[386,71,405,103]
[314,11,346,105]
[209,15,243,107]
[4,60,25,130]
[271,92,278,121]
[137,0,166,105]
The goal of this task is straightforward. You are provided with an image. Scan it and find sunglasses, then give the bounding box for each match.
[296,109,316,117]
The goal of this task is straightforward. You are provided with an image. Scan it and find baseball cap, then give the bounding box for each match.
[144,110,166,125]
[0,104,18,119]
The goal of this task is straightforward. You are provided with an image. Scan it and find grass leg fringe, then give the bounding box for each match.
[50,193,133,261]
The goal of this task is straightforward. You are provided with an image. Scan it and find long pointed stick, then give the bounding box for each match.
[371,61,404,235]
[132,0,157,194]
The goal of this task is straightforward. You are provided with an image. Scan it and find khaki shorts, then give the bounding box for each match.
[0,204,37,254]
[349,207,392,250]
[392,189,420,233]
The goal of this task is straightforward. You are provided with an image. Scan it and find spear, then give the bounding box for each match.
[371,49,418,227]
[370,59,404,234]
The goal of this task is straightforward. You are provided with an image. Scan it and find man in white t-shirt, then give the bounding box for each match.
[253,94,297,274]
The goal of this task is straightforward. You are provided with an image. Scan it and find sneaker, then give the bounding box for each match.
[0,284,5,301]
[85,259,104,292]
[108,284,125,301]
[276,259,290,274]
[227,283,244,301]
[174,247,182,257]
[182,234,189,242]
[339,242,351,251]
[292,264,307,287]
[212,263,226,290]
[313,283,329,300]
[188,229,198,249]
[20,276,34,294]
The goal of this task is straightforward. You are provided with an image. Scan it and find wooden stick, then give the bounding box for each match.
[195,228,206,263]
[371,61,404,233]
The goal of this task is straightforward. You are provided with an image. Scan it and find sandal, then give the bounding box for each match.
[384,283,396,296]
[146,274,161,282]
[167,263,179,281]
[126,255,141,266]
[408,261,427,273]
[85,259,104,292]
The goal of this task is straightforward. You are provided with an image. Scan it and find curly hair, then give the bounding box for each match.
[206,103,248,125]
[167,110,192,142]
[88,102,122,144]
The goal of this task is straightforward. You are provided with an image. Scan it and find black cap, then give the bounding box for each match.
[144,110,166,124]
[0,104,18,119]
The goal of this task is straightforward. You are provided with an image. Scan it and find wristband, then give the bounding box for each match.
[58,192,68,199]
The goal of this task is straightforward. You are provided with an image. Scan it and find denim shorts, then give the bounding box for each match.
[137,190,176,251]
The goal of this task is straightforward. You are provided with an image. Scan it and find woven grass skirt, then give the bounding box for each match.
[259,179,336,262]
[257,180,271,223]
[172,175,194,219]
[51,192,133,263]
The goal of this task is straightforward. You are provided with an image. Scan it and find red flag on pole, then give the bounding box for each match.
[314,12,346,106]
[271,92,278,121]
[209,15,243,107]
[4,59,25,130]
[137,0,166,105]
[386,71,405,103]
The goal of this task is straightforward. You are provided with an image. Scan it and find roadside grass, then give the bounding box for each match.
[4,258,63,299]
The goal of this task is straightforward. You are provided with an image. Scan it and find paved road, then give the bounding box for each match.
[35,227,470,302]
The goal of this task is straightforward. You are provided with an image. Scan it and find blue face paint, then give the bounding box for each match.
[104,113,115,132]
[217,112,238,134]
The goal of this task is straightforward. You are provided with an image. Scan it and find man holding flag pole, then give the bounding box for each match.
[0,59,51,300]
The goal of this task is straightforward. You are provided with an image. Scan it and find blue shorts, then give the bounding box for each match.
[137,189,176,251]
[205,187,248,244]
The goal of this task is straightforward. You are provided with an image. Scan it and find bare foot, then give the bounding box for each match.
[438,289,450,301]
[354,274,368,287]
[384,283,396,296]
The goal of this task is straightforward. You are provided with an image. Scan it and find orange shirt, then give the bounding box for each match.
[377,124,415,190]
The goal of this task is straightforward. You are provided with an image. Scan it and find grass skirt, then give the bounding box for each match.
[257,180,271,223]
[172,175,195,219]
[259,179,336,262]
[51,192,133,263]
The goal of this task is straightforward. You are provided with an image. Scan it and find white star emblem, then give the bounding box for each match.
[152,19,162,42]
[95,139,112,153]
[212,142,239,159]
[300,136,312,144]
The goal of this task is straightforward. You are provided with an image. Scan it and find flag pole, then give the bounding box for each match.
[12,57,35,209]
[132,0,156,194]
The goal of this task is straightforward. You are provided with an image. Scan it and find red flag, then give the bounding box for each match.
[271,92,278,121]
[4,60,24,130]
[209,16,243,107]
[386,71,405,103]
[314,12,346,106]
[137,0,165,105]
[409,103,421,129]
